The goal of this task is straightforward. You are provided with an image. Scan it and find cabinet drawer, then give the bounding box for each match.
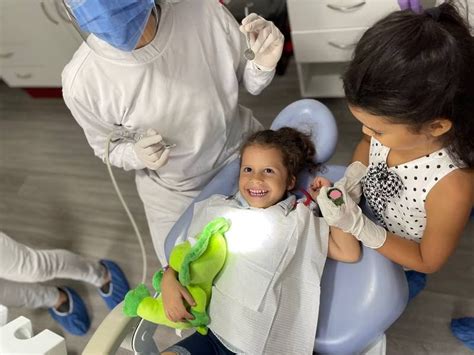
[287,0,399,31]
[0,44,47,67]
[2,66,62,87]
[292,28,366,63]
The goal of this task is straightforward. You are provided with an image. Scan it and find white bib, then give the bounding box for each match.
[187,195,329,354]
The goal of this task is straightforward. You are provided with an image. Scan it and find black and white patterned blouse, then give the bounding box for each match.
[362,138,460,243]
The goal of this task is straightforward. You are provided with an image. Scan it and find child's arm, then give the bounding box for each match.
[327,227,361,262]
[161,268,196,322]
[350,134,472,272]
[376,168,473,273]
[317,170,474,273]
[346,133,473,273]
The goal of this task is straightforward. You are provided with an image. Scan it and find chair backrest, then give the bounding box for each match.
[165,100,408,354]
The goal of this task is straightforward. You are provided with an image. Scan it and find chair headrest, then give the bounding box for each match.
[270,99,338,164]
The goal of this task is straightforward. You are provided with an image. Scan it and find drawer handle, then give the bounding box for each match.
[41,1,59,25]
[16,73,33,79]
[0,52,14,59]
[327,1,366,12]
[328,41,357,50]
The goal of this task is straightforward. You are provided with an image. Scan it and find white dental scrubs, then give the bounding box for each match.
[62,0,274,264]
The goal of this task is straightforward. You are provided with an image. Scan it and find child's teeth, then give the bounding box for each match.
[250,189,267,196]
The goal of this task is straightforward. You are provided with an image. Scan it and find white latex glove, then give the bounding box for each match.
[240,13,284,71]
[333,161,367,204]
[133,129,170,170]
[316,185,387,249]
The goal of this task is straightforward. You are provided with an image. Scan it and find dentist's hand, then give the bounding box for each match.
[133,129,170,170]
[240,13,284,71]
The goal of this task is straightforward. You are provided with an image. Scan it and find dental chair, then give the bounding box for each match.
[83,100,408,355]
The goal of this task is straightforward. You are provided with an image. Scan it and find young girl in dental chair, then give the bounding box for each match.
[315,2,474,349]
[160,127,361,355]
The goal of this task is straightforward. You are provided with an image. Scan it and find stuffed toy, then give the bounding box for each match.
[123,217,229,335]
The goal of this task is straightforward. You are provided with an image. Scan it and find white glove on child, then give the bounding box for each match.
[333,161,368,204]
[133,129,170,170]
[316,185,387,249]
[240,13,284,71]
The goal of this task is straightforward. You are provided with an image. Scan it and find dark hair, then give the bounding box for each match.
[343,1,474,167]
[240,127,319,185]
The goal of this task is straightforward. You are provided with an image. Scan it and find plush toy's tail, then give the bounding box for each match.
[123,284,151,317]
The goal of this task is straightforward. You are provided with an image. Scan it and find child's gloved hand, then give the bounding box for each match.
[161,268,196,322]
[333,161,367,204]
[316,185,387,249]
[133,128,171,170]
[240,14,284,71]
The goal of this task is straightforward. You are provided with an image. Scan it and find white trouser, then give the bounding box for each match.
[135,171,200,266]
[0,232,104,309]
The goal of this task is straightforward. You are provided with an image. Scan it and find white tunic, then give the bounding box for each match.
[366,137,461,242]
[62,0,273,262]
[186,194,329,354]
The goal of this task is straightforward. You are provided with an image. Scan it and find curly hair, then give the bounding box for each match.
[343,1,474,167]
[240,127,319,185]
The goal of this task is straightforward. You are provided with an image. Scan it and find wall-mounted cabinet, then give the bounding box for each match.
[0,0,81,87]
[287,0,436,97]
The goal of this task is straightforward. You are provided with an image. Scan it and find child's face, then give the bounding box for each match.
[349,105,442,153]
[239,145,295,209]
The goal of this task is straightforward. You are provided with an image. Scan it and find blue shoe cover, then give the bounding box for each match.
[99,260,130,310]
[48,287,90,336]
[405,270,427,301]
[451,317,474,350]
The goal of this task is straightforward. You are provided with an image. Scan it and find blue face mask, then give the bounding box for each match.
[67,0,156,52]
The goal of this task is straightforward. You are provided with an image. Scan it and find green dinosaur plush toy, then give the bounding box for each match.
[123,217,229,335]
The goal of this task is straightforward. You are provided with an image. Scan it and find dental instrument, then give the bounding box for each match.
[243,4,256,61]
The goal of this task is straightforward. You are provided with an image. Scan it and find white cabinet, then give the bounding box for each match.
[0,0,81,87]
[287,0,436,97]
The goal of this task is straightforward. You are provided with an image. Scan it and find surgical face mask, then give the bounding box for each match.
[64,0,158,52]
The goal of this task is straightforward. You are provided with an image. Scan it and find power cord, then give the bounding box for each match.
[105,131,147,284]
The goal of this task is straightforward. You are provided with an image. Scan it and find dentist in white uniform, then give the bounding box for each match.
[62,0,284,264]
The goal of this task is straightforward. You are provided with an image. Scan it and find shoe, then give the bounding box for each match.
[99,260,130,310]
[451,317,474,350]
[405,270,427,301]
[48,287,90,336]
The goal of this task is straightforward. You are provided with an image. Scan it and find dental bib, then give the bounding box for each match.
[187,194,329,354]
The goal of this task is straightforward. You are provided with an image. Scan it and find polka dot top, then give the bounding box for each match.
[363,137,460,243]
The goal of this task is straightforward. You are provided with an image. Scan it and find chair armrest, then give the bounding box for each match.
[82,301,140,354]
